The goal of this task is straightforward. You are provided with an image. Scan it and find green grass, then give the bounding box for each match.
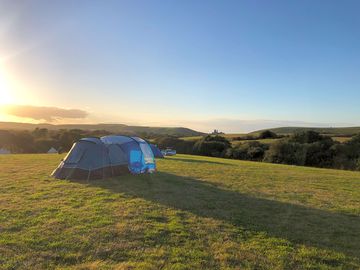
[331,136,352,143]
[0,154,359,269]
[233,138,281,146]
[180,136,203,141]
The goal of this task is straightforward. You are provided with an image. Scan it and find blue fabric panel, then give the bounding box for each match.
[79,137,102,144]
[150,144,164,158]
[129,149,143,173]
[101,135,133,144]
[64,141,110,170]
[107,144,128,165]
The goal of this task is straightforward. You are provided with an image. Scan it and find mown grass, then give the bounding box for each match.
[331,137,352,143]
[232,138,281,146]
[0,154,359,269]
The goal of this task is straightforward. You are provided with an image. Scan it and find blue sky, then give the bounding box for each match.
[0,0,359,132]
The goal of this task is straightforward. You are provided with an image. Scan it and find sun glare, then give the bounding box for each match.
[0,67,14,105]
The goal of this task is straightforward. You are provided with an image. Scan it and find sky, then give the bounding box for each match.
[0,0,359,133]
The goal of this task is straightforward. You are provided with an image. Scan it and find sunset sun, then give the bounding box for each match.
[0,68,14,105]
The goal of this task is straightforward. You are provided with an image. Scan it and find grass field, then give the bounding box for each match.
[1,154,359,269]
[331,137,352,143]
[233,138,281,146]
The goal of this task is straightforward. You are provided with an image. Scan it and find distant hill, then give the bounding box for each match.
[0,122,205,137]
[252,126,360,136]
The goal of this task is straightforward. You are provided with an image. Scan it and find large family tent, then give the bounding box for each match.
[150,144,164,158]
[52,136,156,180]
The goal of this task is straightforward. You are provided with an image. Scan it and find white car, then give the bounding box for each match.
[161,149,176,156]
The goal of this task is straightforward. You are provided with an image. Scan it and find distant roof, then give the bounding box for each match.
[0,148,11,154]
[47,147,58,153]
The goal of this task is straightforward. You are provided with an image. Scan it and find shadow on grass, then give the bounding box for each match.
[72,172,360,259]
[164,157,234,166]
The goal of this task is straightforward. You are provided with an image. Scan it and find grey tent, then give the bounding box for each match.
[47,147,58,154]
[52,136,155,180]
[0,148,11,154]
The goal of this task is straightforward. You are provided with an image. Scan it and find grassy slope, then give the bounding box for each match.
[0,122,204,137]
[180,134,245,141]
[252,127,360,136]
[331,137,352,143]
[233,138,281,146]
[0,154,359,269]
[182,135,351,146]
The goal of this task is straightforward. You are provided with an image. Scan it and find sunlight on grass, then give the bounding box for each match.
[0,154,359,269]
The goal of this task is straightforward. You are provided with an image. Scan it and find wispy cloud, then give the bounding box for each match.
[1,104,88,122]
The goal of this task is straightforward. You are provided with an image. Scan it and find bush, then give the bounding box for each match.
[226,141,268,161]
[331,133,360,170]
[304,138,335,168]
[290,131,323,144]
[154,136,195,154]
[263,140,307,166]
[258,130,278,139]
[193,135,231,157]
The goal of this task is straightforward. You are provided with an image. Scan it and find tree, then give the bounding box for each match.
[263,141,306,166]
[154,136,195,154]
[258,130,277,139]
[226,141,268,161]
[32,128,48,138]
[12,131,35,153]
[0,130,15,150]
[193,135,231,157]
[290,131,323,144]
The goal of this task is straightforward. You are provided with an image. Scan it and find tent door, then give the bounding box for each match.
[129,150,143,173]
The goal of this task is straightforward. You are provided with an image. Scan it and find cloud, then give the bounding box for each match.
[1,104,88,122]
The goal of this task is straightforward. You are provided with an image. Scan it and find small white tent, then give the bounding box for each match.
[0,148,11,154]
[47,147,58,154]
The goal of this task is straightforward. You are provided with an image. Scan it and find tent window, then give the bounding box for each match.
[139,143,154,164]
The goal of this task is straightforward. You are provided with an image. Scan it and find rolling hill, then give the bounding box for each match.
[0,154,359,269]
[252,126,360,136]
[0,121,205,137]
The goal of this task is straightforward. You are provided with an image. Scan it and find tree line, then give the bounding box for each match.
[0,128,113,153]
[153,131,360,171]
[1,128,360,171]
